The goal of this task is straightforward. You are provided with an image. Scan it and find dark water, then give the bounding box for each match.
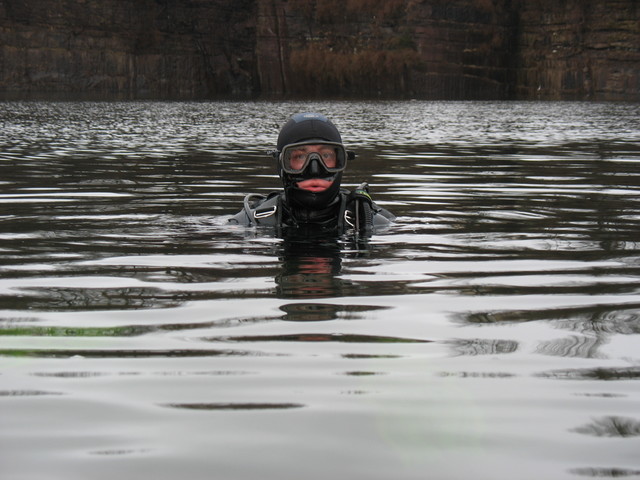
[1,100,640,480]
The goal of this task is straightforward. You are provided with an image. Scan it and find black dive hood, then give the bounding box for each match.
[275,113,345,211]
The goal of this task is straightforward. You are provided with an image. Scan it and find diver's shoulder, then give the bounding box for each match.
[228,191,283,226]
[341,184,395,226]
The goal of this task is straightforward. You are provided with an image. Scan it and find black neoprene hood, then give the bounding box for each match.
[276,113,343,151]
[275,112,345,212]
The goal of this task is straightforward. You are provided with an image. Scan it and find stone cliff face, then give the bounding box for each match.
[0,0,637,100]
[516,0,639,99]
[261,0,518,99]
[0,0,256,97]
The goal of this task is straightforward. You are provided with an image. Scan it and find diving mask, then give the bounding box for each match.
[278,141,353,175]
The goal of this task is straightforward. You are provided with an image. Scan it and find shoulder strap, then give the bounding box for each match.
[242,192,282,226]
[344,182,395,233]
[344,183,374,234]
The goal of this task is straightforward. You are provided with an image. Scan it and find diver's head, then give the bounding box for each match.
[273,113,352,210]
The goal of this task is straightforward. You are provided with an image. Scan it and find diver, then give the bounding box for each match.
[228,112,395,234]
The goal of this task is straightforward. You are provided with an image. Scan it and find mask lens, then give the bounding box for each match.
[281,142,346,174]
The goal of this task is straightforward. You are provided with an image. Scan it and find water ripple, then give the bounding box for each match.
[1,100,640,480]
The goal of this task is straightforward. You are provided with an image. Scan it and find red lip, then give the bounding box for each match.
[297,178,333,192]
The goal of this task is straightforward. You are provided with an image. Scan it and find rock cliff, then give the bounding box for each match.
[0,0,637,100]
[516,0,639,99]
[0,0,256,97]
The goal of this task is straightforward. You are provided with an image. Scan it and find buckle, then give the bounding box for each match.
[254,205,277,219]
[344,209,355,227]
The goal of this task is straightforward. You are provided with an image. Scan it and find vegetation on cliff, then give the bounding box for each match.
[287,0,419,96]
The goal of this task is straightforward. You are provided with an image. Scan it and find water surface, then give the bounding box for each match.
[1,100,640,480]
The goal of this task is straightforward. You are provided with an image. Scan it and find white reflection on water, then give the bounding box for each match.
[1,100,640,480]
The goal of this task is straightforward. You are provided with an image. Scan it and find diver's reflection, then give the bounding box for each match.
[279,303,343,321]
[273,229,379,321]
[275,230,345,300]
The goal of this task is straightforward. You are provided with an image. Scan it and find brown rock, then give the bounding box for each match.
[0,0,637,100]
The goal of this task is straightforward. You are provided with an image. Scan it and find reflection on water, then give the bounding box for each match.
[537,366,640,381]
[276,232,345,299]
[279,303,389,322]
[465,301,640,359]
[571,417,640,438]
[163,402,305,411]
[570,468,640,478]
[1,100,640,480]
